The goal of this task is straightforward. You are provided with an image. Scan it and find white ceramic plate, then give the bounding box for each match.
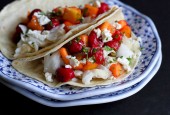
[0,53,162,107]
[0,0,161,101]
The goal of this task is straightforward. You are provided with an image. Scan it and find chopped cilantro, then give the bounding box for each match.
[114,34,118,38]
[120,56,123,58]
[49,21,53,26]
[92,48,98,53]
[83,8,88,16]
[109,60,113,63]
[76,37,81,42]
[113,58,116,62]
[39,12,46,15]
[82,46,90,54]
[140,47,144,51]
[104,46,113,51]
[127,57,131,61]
[79,17,84,23]
[127,57,132,65]
[68,41,72,45]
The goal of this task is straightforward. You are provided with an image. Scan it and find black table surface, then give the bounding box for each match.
[0,0,169,114]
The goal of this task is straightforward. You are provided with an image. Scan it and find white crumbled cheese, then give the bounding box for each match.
[72,78,78,82]
[80,58,86,64]
[101,29,113,43]
[44,51,64,75]
[26,30,50,41]
[105,56,116,65]
[19,25,27,34]
[103,49,115,58]
[20,30,50,47]
[34,12,51,25]
[94,28,101,38]
[48,24,66,41]
[117,43,134,58]
[74,70,83,77]
[88,57,95,63]
[82,67,112,85]
[93,0,101,7]
[65,65,72,68]
[117,57,131,72]
[114,22,122,30]
[45,72,53,82]
[67,55,80,67]
[16,29,51,54]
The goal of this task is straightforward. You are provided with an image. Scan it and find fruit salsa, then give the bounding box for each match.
[13,1,111,58]
[43,20,141,85]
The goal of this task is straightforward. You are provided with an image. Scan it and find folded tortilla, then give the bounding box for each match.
[12,8,141,87]
[0,0,118,61]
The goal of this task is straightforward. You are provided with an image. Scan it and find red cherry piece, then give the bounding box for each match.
[28,9,42,20]
[105,40,120,51]
[91,48,105,64]
[112,30,123,42]
[56,67,75,82]
[68,39,84,54]
[98,3,110,15]
[88,31,101,48]
[45,18,60,30]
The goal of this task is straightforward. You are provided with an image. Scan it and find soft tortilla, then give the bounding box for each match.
[12,8,141,87]
[0,0,118,61]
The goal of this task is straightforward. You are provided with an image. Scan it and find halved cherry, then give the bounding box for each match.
[105,40,120,51]
[89,48,105,64]
[56,67,75,82]
[112,30,123,42]
[67,38,84,54]
[98,3,110,15]
[88,31,103,48]
[45,18,60,30]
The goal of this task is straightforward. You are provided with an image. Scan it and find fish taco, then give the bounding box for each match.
[12,8,142,87]
[0,0,118,61]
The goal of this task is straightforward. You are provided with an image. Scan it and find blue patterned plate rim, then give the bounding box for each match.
[0,0,162,100]
[0,52,162,107]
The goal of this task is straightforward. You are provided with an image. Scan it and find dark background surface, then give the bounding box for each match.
[0,0,169,114]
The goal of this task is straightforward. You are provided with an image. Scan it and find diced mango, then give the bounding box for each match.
[120,25,131,38]
[109,63,123,78]
[83,4,99,18]
[118,20,127,29]
[63,7,82,24]
[59,47,70,64]
[79,34,88,46]
[99,21,115,34]
[82,61,98,71]
[27,16,44,31]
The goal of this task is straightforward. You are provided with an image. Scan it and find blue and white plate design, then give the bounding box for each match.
[0,0,161,101]
[0,53,162,107]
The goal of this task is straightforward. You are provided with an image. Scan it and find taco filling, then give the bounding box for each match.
[12,8,141,87]
[12,1,114,58]
[43,20,141,85]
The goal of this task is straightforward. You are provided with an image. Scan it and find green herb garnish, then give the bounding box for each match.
[39,12,46,15]
[104,46,113,51]
[127,57,132,65]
